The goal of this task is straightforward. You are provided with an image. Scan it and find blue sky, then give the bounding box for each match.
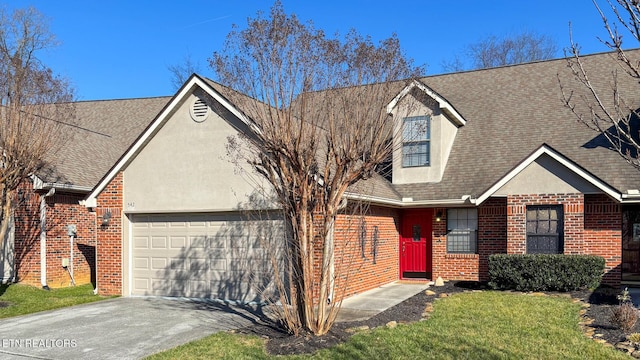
[5,1,619,101]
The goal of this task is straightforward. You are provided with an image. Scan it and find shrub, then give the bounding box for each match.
[488,254,605,292]
[627,332,640,343]
[611,303,638,333]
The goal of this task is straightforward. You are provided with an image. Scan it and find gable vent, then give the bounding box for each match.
[190,97,210,122]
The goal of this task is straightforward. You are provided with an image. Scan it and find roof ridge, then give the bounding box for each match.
[71,95,173,104]
[426,47,640,78]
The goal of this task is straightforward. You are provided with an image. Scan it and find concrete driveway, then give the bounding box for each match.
[0,297,265,360]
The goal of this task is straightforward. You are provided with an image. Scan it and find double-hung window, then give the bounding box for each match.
[526,205,564,254]
[402,115,430,167]
[447,208,478,254]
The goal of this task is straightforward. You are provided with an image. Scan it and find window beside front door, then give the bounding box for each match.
[447,208,478,253]
[402,115,430,167]
[526,205,563,254]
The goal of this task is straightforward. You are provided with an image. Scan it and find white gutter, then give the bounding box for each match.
[621,193,640,203]
[32,176,92,193]
[344,192,476,208]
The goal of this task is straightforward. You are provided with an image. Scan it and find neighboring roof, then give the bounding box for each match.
[37,96,171,189]
[392,50,640,202]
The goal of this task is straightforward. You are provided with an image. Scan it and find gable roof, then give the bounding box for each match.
[475,144,621,204]
[85,74,254,204]
[42,49,640,207]
[387,79,466,126]
[392,50,640,203]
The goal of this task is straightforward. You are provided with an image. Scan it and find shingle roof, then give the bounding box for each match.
[391,50,640,201]
[37,96,171,189]
[45,50,640,202]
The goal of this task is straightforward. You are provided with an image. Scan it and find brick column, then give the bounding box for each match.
[96,172,123,296]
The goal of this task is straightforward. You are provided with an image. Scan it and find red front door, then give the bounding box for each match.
[400,209,433,279]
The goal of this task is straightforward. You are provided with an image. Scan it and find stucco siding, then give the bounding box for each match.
[495,153,600,196]
[391,92,458,185]
[123,90,268,213]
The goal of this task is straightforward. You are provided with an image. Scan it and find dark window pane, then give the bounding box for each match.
[526,205,563,254]
[412,225,421,242]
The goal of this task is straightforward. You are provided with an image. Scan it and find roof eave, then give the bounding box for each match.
[386,79,466,126]
[32,175,92,194]
[344,192,476,208]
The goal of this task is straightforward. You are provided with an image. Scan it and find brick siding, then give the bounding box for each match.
[13,183,42,284]
[44,193,96,287]
[584,194,621,286]
[331,206,399,301]
[432,197,508,281]
[95,172,123,296]
[430,194,621,286]
[14,183,96,288]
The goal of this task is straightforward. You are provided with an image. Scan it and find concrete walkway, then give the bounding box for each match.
[336,281,432,322]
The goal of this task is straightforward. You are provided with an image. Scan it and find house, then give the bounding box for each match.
[7,49,640,302]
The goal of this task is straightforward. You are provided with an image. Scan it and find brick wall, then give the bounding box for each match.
[14,184,96,288]
[584,194,621,286]
[13,183,42,284]
[503,193,620,286]
[44,193,96,287]
[432,197,507,281]
[507,193,584,254]
[95,172,123,296]
[331,205,399,301]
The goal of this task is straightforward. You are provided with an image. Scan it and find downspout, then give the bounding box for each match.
[40,188,55,290]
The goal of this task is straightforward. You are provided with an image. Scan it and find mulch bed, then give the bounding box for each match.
[234,282,632,356]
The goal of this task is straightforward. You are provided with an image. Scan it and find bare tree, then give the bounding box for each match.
[560,0,640,170]
[442,31,558,72]
[210,2,422,335]
[168,53,202,91]
[0,7,75,258]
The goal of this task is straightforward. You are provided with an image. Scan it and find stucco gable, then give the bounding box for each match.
[476,144,620,204]
[85,74,257,207]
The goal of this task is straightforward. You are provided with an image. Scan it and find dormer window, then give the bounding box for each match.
[402,115,431,167]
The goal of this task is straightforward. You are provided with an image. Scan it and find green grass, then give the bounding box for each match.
[147,291,628,360]
[0,283,109,318]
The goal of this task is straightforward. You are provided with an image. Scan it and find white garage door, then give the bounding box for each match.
[130,212,284,302]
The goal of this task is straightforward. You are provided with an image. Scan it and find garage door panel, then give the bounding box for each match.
[151,257,168,270]
[133,278,149,292]
[133,237,149,249]
[169,258,187,271]
[188,236,205,248]
[209,258,226,271]
[170,236,187,248]
[133,257,149,270]
[188,258,208,271]
[151,236,168,249]
[131,212,283,302]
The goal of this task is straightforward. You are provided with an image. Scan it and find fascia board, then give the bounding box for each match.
[386,80,466,126]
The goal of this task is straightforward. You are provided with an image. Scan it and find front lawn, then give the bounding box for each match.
[147,291,627,360]
[0,283,107,318]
